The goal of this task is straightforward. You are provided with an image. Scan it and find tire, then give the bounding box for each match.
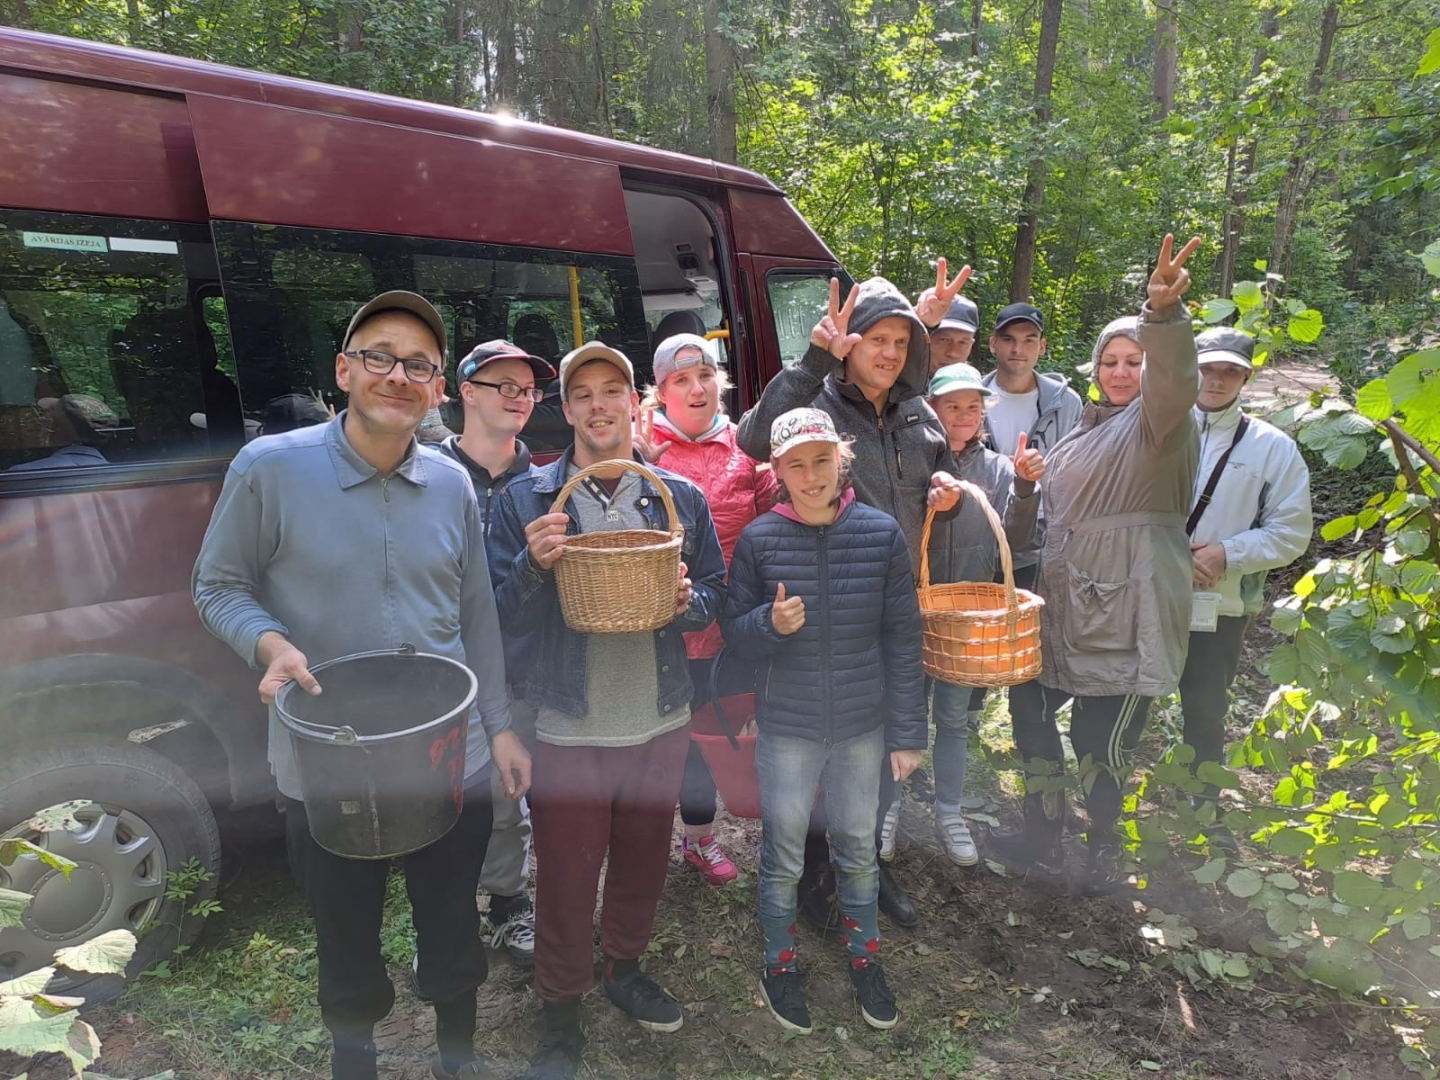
[0,738,222,1004]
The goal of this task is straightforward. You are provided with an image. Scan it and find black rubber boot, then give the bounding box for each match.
[433,989,478,1077]
[877,861,918,928]
[330,1027,378,1080]
[990,790,1066,876]
[798,861,837,931]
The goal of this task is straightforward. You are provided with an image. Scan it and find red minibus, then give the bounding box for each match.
[0,26,843,993]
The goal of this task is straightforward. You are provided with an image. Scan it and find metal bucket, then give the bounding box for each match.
[275,644,477,860]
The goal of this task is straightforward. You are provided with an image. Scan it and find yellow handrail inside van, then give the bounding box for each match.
[568,267,583,347]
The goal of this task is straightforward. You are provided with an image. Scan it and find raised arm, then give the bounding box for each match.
[1139,234,1203,443]
[736,278,858,460]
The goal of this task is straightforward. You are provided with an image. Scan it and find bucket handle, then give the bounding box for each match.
[282,643,420,748]
[706,648,741,751]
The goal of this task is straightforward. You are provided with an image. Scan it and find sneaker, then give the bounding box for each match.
[682,835,739,885]
[487,899,536,968]
[759,968,813,1034]
[521,1028,583,1080]
[602,964,684,1033]
[934,812,979,866]
[877,862,918,928]
[878,798,902,862]
[848,960,899,1030]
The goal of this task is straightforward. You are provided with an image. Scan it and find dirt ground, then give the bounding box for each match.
[16,355,1416,1080]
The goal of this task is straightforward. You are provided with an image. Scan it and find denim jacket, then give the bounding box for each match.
[488,448,728,719]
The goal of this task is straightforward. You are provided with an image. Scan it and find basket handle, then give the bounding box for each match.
[547,457,681,537]
[920,479,1020,623]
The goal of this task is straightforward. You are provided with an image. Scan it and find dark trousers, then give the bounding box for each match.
[969,561,1039,714]
[681,657,721,827]
[530,725,690,1003]
[1008,680,1153,845]
[282,779,494,1038]
[1178,616,1250,786]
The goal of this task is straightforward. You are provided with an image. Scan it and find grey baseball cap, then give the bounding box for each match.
[344,291,448,358]
[1195,326,1256,369]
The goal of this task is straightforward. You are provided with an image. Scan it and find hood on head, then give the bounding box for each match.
[1088,315,1142,407]
[846,277,931,397]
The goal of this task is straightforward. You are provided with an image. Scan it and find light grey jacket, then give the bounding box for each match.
[1035,303,1200,698]
[1190,398,1313,616]
[924,438,1040,587]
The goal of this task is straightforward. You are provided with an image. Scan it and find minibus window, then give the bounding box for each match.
[210,222,649,417]
[0,211,229,474]
[765,272,837,368]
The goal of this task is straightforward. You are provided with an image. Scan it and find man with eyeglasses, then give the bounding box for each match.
[435,340,555,970]
[194,292,530,1080]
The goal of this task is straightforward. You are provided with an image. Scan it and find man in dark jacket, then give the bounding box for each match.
[436,339,556,969]
[737,276,962,929]
[488,342,727,1080]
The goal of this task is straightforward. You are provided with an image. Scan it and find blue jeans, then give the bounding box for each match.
[756,728,884,966]
[932,681,971,816]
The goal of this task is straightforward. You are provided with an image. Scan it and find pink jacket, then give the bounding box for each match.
[652,412,778,660]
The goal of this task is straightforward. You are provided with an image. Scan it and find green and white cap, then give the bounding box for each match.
[927,363,992,399]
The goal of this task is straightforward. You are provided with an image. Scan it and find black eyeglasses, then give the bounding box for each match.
[467,379,544,403]
[343,349,441,384]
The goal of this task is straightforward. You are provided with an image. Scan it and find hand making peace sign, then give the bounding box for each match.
[1148,233,1203,315]
[914,257,974,329]
[810,277,863,361]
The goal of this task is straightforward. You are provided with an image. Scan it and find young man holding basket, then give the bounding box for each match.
[487,342,727,1080]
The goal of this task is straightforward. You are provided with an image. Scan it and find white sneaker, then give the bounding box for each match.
[935,812,978,866]
[878,798,902,862]
[487,903,536,967]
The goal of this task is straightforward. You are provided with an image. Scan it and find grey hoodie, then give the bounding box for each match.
[736,278,955,568]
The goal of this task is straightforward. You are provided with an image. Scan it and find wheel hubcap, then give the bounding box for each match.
[0,803,169,985]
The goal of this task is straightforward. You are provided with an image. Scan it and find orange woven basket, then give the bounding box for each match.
[919,479,1044,687]
[550,458,684,634]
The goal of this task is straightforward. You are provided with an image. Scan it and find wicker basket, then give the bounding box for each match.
[550,458,684,634]
[919,479,1044,687]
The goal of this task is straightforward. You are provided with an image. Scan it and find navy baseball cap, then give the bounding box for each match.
[993,302,1045,334]
[937,296,980,334]
[457,340,556,383]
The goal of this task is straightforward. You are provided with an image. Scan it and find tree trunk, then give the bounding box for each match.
[704,0,738,162]
[1009,0,1064,303]
[970,0,982,58]
[495,0,518,112]
[1152,0,1176,119]
[1267,0,1339,285]
[1217,6,1278,297]
[451,2,467,107]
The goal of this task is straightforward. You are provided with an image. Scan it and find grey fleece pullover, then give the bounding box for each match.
[736,277,955,569]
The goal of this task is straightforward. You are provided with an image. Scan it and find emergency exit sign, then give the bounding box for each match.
[22,231,108,253]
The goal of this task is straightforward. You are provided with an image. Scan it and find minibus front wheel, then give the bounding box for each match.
[0,738,221,1004]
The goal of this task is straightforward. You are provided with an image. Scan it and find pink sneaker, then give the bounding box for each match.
[683,835,738,885]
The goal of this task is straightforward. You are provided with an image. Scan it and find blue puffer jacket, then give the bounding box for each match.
[720,492,927,751]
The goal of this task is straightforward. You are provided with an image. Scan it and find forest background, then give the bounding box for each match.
[1,0,1436,373]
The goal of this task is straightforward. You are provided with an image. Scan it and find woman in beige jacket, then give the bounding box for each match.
[996,234,1203,894]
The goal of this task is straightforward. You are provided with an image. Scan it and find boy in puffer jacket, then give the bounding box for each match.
[722,408,926,1037]
[915,363,1044,866]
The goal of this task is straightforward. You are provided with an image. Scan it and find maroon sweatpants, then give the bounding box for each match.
[530,724,690,1004]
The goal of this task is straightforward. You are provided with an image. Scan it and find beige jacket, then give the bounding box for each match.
[1035,303,1199,698]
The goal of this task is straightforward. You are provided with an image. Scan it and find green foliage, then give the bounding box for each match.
[1198,264,1326,368]
[1139,245,1440,1032]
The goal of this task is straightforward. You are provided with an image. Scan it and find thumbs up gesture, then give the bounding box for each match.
[770,582,807,636]
[1012,431,1045,484]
